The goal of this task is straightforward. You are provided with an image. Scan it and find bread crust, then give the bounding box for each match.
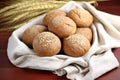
[21,25,47,47]
[63,34,90,57]
[48,16,76,38]
[43,10,66,26]
[76,28,92,42]
[67,8,93,28]
[33,32,61,56]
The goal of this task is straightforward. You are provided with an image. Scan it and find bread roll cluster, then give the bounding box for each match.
[21,8,93,57]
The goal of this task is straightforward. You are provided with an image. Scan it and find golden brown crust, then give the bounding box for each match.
[33,32,61,56]
[63,34,90,57]
[21,25,47,47]
[48,16,76,38]
[76,28,92,42]
[67,8,93,28]
[43,9,66,26]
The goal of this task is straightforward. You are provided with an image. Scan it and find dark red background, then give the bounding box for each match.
[0,0,120,80]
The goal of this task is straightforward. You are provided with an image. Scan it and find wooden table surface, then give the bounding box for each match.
[0,0,120,80]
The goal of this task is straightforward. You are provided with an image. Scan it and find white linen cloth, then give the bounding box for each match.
[7,1,120,80]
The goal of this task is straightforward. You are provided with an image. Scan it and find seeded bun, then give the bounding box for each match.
[63,34,90,57]
[43,9,66,26]
[76,28,92,42]
[21,25,47,47]
[33,32,61,56]
[48,16,76,38]
[67,8,93,28]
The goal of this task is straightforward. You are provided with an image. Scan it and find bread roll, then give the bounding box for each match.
[43,9,66,26]
[48,16,76,38]
[67,8,93,28]
[63,34,90,57]
[33,32,61,56]
[21,25,47,47]
[76,28,92,42]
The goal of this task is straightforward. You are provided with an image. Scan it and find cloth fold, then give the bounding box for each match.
[7,1,120,80]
